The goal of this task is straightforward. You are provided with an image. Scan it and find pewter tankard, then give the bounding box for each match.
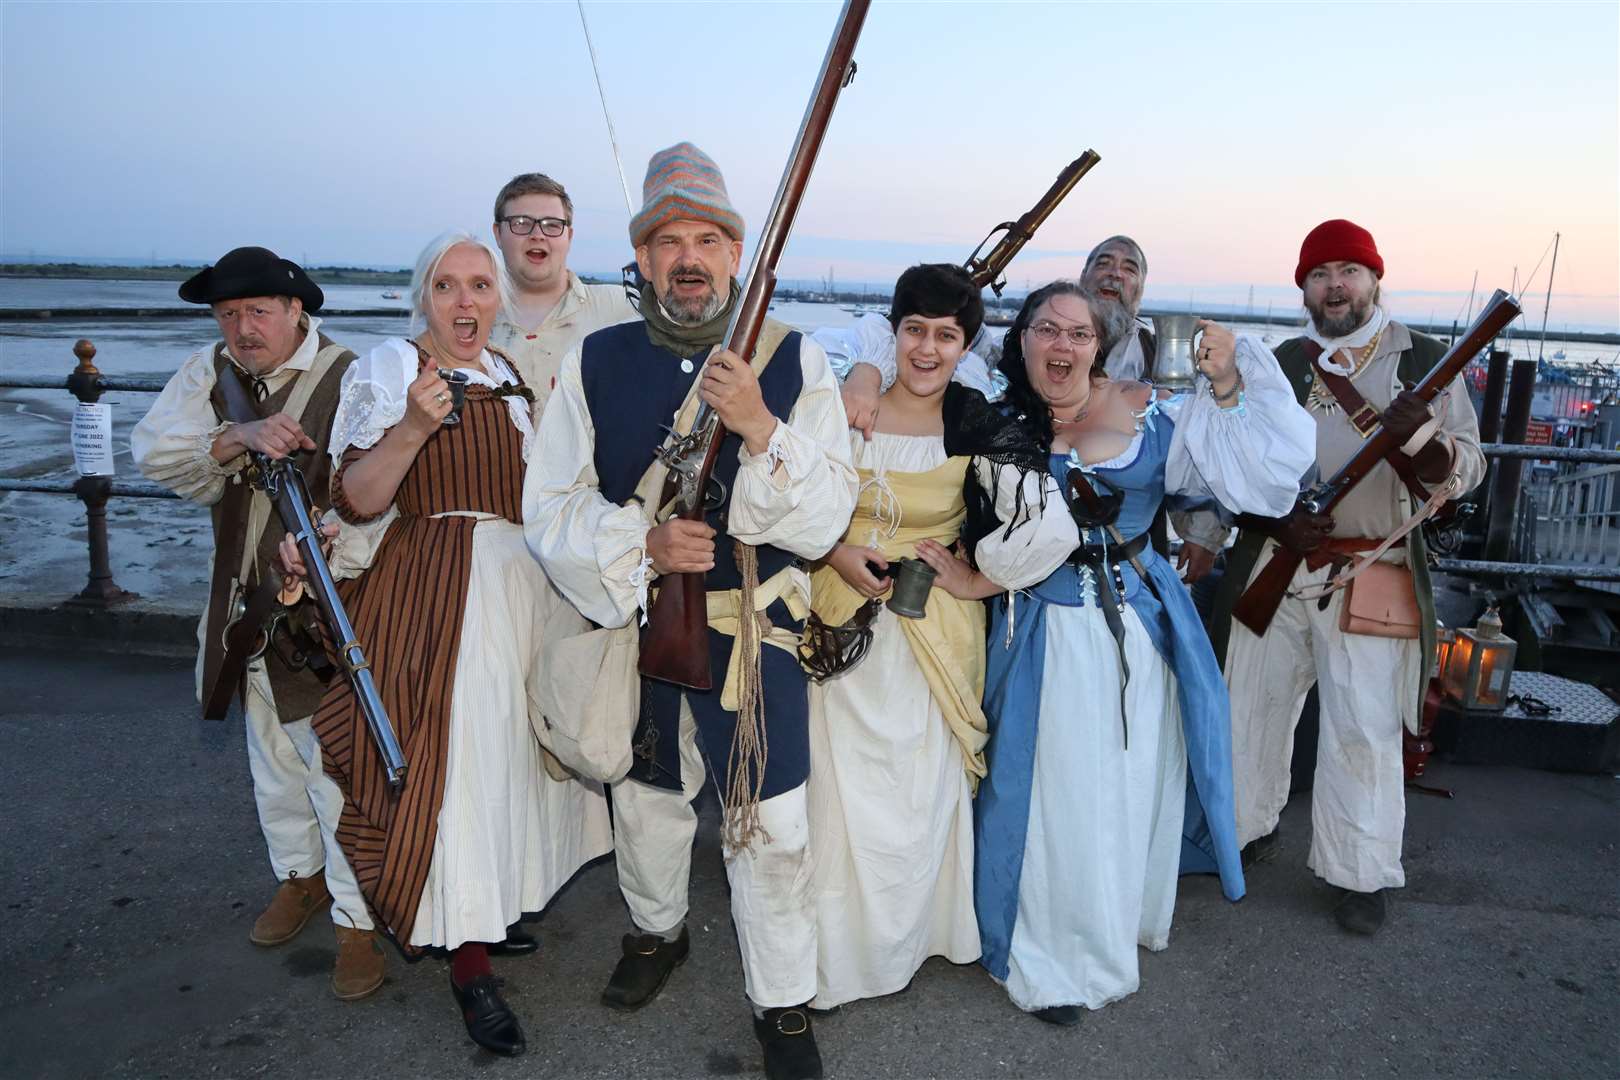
[885,559,937,619]
[1148,314,1205,391]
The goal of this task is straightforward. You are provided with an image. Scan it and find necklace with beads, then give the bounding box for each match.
[1307,325,1385,414]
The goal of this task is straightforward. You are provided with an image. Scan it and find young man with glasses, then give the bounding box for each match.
[490,173,636,413]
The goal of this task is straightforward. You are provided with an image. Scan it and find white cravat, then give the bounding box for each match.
[1304,305,1388,375]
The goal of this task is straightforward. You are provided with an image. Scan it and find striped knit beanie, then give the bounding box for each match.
[628,142,745,248]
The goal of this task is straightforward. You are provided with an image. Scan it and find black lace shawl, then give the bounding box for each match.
[942,383,1053,559]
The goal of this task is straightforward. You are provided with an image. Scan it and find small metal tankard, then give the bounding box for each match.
[1148,314,1205,391]
[435,369,470,426]
[885,558,937,619]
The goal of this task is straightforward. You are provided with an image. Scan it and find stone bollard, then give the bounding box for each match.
[63,339,138,607]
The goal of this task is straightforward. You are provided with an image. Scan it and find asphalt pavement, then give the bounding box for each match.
[0,645,1615,1079]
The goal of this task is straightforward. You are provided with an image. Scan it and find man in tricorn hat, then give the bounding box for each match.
[525,143,856,1079]
[132,246,385,997]
[1207,220,1485,936]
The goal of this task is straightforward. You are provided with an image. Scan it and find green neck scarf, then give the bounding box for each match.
[640,278,742,358]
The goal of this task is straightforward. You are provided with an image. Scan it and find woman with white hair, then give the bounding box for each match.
[303,232,612,1055]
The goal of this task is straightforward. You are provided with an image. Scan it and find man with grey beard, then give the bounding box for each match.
[524,142,856,1080]
[1208,219,1484,938]
[1079,234,1156,381]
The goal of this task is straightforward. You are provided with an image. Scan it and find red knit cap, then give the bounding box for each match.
[1295,219,1383,288]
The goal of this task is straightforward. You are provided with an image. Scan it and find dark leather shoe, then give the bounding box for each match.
[449,973,526,1056]
[1241,827,1281,869]
[753,1006,824,1080]
[1033,1004,1083,1027]
[601,927,689,1010]
[1334,888,1388,936]
[488,924,539,957]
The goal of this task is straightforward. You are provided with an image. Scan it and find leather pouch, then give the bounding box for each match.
[1339,559,1421,639]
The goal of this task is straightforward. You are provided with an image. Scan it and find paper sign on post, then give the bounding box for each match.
[72,402,115,476]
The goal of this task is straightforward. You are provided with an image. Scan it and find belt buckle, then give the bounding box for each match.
[1348,403,1381,438]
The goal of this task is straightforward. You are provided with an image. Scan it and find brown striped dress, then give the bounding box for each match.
[314,343,611,951]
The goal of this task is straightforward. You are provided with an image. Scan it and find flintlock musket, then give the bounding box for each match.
[638,0,872,690]
[963,149,1101,295]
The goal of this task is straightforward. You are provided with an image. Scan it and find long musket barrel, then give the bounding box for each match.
[214,369,407,788]
[638,0,872,689]
[1231,289,1521,636]
[272,465,408,789]
[963,149,1101,295]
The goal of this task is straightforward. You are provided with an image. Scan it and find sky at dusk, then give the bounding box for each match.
[3,1,1616,330]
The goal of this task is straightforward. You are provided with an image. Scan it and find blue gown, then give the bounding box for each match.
[973,401,1246,1011]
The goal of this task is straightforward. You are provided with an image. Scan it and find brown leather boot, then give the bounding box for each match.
[331,925,387,1000]
[249,870,331,946]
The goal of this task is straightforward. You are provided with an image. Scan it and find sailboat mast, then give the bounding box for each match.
[1537,232,1560,363]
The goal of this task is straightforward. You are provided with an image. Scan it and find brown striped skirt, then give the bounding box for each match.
[314,383,527,948]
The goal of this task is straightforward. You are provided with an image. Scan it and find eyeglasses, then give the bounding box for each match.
[500,215,570,238]
[1026,321,1097,347]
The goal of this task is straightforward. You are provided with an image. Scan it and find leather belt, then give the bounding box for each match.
[1303,535,1404,572]
[1068,530,1150,569]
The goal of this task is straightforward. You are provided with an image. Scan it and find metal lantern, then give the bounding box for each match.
[1442,606,1518,711]
[1432,625,1456,681]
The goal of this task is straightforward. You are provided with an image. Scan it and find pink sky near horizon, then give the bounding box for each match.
[2,1,1616,329]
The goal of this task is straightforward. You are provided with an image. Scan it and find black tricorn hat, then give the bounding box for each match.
[178,246,324,312]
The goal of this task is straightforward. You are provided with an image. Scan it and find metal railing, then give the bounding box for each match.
[1,339,181,605]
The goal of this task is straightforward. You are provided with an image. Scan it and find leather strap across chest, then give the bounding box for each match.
[1304,342,1431,504]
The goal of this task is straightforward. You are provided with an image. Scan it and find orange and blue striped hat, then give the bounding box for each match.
[628,142,745,248]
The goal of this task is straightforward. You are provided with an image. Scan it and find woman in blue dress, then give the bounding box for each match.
[948,281,1315,1025]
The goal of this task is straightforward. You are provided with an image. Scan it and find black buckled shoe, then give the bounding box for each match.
[753,1006,824,1080]
[488,924,539,957]
[449,973,526,1056]
[1333,888,1388,936]
[1241,827,1281,869]
[1033,1004,1083,1027]
[601,927,689,1010]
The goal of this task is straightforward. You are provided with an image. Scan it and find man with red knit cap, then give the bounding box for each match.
[525,142,856,1079]
[1207,219,1484,935]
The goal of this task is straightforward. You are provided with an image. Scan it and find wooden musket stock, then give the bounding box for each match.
[963,149,1101,295]
[638,0,872,690]
[1231,290,1521,636]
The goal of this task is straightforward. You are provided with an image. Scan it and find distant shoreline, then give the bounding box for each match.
[0,262,413,285]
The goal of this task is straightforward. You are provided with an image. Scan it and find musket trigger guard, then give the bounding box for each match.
[703,476,729,512]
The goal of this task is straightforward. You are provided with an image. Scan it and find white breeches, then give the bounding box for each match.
[1224,546,1420,892]
[243,660,372,929]
[610,701,816,1009]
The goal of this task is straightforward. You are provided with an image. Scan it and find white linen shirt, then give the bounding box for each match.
[131,315,330,506]
[490,271,638,416]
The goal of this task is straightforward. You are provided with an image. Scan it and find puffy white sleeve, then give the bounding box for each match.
[726,336,859,559]
[131,346,240,506]
[522,349,653,629]
[1162,334,1315,517]
[972,460,1079,591]
[326,338,418,464]
[323,506,399,581]
[812,312,898,389]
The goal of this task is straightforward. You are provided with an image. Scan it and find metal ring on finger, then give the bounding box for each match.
[436,392,450,404]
